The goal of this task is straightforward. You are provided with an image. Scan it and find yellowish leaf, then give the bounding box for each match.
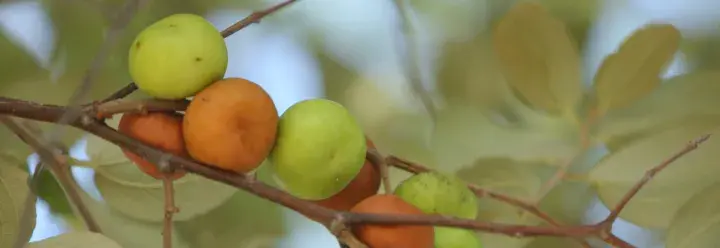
[595,71,720,143]
[432,104,581,172]
[665,181,720,248]
[493,2,582,115]
[0,162,35,248]
[590,121,720,228]
[593,24,680,115]
[28,232,122,248]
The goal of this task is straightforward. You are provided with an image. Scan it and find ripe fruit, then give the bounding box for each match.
[311,137,381,211]
[118,112,187,180]
[183,77,278,173]
[269,98,366,200]
[435,227,482,248]
[394,171,478,219]
[350,194,434,248]
[128,13,228,99]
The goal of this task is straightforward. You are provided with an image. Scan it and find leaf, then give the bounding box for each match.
[592,24,680,115]
[0,161,36,248]
[590,121,720,228]
[432,104,581,172]
[492,2,582,115]
[175,165,285,248]
[455,158,548,248]
[435,32,518,111]
[28,232,122,248]
[595,71,720,144]
[665,181,720,248]
[94,163,237,223]
[409,0,491,41]
[79,189,190,248]
[0,29,48,83]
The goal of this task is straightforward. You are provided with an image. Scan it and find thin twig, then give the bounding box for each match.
[162,176,178,248]
[220,0,298,38]
[598,134,711,229]
[390,0,436,121]
[0,116,101,233]
[91,99,190,119]
[101,83,138,103]
[367,149,392,194]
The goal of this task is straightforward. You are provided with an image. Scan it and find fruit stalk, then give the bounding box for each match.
[162,176,178,248]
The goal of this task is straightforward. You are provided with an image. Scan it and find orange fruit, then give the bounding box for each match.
[312,137,381,211]
[350,194,434,248]
[183,77,279,173]
[118,112,187,180]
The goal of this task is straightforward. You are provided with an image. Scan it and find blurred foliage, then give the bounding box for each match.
[665,181,720,247]
[27,231,122,248]
[0,160,36,248]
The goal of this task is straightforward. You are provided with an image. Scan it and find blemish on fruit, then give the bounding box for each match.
[195,57,202,62]
[135,42,141,49]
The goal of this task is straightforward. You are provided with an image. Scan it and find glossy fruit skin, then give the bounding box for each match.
[183,77,279,173]
[434,227,482,248]
[269,98,367,200]
[128,13,228,99]
[394,171,478,219]
[118,112,187,180]
[311,137,380,211]
[350,194,434,248]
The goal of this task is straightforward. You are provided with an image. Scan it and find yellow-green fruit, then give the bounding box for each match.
[269,98,367,200]
[435,227,482,248]
[394,171,478,219]
[128,13,228,99]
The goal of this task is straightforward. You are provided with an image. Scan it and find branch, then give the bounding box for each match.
[0,96,709,247]
[0,116,101,233]
[91,99,189,119]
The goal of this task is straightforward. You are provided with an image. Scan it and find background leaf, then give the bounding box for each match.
[595,71,720,145]
[175,164,286,248]
[432,104,580,172]
[78,189,190,248]
[492,2,582,115]
[590,121,720,228]
[592,24,680,114]
[665,181,720,248]
[0,161,35,248]
[28,231,122,248]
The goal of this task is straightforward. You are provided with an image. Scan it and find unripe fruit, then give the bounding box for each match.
[350,194,434,248]
[183,77,279,173]
[311,137,381,211]
[435,227,483,248]
[118,112,187,180]
[128,13,228,99]
[394,171,478,219]
[269,98,366,200]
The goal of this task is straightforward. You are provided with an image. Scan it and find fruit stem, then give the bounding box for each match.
[162,176,178,248]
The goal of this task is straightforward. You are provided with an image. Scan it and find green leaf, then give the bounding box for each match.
[434,32,517,111]
[454,158,548,248]
[432,104,580,172]
[0,161,36,248]
[35,168,74,216]
[492,2,582,115]
[94,163,237,223]
[79,189,190,248]
[590,121,720,228]
[0,29,48,83]
[595,71,720,144]
[175,165,285,248]
[28,232,122,248]
[665,181,720,248]
[592,24,680,115]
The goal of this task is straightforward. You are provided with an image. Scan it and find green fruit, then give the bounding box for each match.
[435,227,482,248]
[269,98,367,200]
[394,171,478,219]
[128,13,228,99]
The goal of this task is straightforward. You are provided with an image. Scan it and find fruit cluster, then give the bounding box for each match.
[118,13,482,248]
